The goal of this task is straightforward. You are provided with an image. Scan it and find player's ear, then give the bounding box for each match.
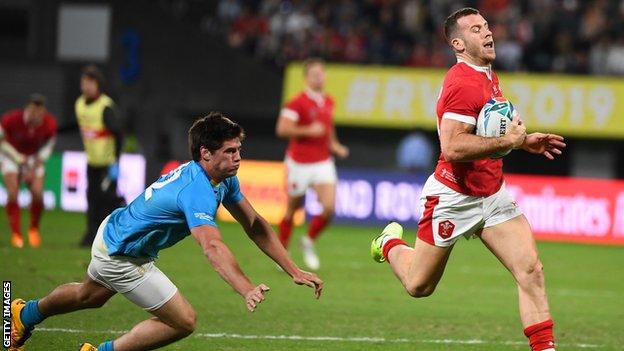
[451,37,465,52]
[200,146,211,161]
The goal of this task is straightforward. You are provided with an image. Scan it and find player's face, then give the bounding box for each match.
[23,104,46,126]
[80,76,100,99]
[305,63,326,91]
[457,14,495,64]
[208,137,242,178]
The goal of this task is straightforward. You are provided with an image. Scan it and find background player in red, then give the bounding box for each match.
[276,58,349,270]
[370,8,566,351]
[0,94,57,248]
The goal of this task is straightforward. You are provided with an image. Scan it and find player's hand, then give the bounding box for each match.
[505,112,526,149]
[293,270,324,299]
[333,144,349,159]
[522,133,566,160]
[307,122,325,138]
[244,284,270,312]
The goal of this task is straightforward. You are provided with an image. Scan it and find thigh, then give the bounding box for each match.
[2,171,19,197]
[149,291,194,329]
[28,174,45,198]
[311,182,335,210]
[479,214,539,278]
[408,237,454,286]
[122,264,178,311]
[285,194,305,212]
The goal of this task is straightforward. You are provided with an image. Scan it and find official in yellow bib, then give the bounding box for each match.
[76,65,125,247]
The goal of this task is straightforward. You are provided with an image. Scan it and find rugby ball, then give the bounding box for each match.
[476,97,516,158]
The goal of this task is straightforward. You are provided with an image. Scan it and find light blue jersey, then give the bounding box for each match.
[103,161,243,258]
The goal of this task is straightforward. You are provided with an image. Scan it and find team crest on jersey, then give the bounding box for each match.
[438,220,455,239]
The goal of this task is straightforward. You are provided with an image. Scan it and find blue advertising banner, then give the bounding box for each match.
[305,168,428,227]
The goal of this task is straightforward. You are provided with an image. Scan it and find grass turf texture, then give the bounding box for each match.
[1,210,622,350]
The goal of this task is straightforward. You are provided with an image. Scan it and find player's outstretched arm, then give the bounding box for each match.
[191,224,270,311]
[439,115,526,162]
[225,198,324,299]
[521,133,566,160]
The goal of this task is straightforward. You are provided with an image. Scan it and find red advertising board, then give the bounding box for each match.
[505,174,624,245]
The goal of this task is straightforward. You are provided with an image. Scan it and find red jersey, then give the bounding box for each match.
[434,61,505,197]
[281,90,335,163]
[1,109,57,156]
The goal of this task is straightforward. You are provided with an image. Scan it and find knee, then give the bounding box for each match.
[516,259,545,288]
[176,310,197,336]
[321,206,335,219]
[406,283,436,298]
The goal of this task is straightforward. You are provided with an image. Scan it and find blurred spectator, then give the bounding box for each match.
[205,0,624,75]
[396,131,434,173]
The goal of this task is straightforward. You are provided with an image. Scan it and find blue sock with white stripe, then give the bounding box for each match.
[20,300,45,330]
[98,340,114,351]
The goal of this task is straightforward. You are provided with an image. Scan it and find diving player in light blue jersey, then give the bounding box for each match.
[10,112,324,351]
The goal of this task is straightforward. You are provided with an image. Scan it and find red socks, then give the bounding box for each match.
[382,238,408,262]
[278,218,293,248]
[7,200,21,234]
[307,215,329,240]
[30,199,44,229]
[279,215,330,247]
[524,319,555,351]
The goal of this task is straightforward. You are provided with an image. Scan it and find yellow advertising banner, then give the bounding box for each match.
[283,62,624,138]
[217,160,304,225]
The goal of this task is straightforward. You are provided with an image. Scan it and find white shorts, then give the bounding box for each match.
[285,156,337,197]
[417,175,522,247]
[87,216,178,311]
[0,154,44,177]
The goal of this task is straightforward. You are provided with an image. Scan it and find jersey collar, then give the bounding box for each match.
[305,89,325,107]
[457,59,492,80]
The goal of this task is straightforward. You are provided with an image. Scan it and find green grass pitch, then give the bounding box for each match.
[1,210,623,350]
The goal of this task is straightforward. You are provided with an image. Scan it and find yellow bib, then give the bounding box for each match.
[75,94,116,166]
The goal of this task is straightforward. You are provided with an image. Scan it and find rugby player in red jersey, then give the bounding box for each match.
[371,8,566,351]
[1,94,56,248]
[276,58,349,270]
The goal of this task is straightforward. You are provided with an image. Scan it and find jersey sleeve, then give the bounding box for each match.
[177,178,218,229]
[223,176,243,205]
[281,96,302,121]
[441,83,483,125]
[46,115,58,138]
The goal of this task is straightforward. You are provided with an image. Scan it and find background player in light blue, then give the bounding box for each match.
[10,112,324,351]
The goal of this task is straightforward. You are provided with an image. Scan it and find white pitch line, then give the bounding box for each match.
[37,327,602,349]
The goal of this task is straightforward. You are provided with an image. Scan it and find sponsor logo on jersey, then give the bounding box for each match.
[194,212,214,221]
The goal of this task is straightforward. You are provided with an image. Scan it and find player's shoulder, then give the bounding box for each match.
[444,62,485,82]
[443,64,484,91]
[324,93,335,105]
[44,112,57,125]
[1,109,22,126]
[287,91,307,104]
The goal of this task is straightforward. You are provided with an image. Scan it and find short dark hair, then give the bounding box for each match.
[444,7,480,44]
[81,64,105,89]
[27,93,47,107]
[303,57,324,75]
[188,112,245,161]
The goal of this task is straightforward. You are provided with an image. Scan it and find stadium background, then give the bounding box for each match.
[1,0,623,350]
